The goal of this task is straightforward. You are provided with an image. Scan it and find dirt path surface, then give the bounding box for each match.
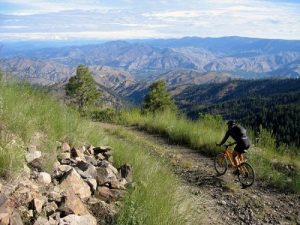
[99,123,300,225]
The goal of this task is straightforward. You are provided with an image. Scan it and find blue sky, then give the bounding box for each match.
[0,0,299,40]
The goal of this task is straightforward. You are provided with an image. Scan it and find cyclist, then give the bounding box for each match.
[217,120,250,174]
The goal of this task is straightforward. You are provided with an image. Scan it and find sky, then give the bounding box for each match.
[0,0,299,41]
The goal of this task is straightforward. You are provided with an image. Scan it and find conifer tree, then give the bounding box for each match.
[142,80,176,113]
[65,65,100,110]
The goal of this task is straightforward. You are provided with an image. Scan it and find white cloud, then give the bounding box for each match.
[144,10,201,18]
[0,0,300,40]
[0,30,162,40]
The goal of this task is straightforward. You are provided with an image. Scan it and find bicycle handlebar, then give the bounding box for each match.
[216,142,235,148]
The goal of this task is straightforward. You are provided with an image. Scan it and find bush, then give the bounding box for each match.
[90,108,122,123]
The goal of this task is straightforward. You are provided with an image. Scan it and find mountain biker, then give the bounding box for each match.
[217,120,250,174]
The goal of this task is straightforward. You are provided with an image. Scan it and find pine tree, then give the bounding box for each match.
[65,65,101,110]
[142,80,176,113]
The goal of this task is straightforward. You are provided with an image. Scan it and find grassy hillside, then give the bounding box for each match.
[0,82,185,225]
[119,109,300,192]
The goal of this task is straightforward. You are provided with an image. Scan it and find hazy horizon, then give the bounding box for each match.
[1,0,300,41]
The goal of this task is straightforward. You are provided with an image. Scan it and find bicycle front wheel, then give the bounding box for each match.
[238,162,255,187]
[214,153,228,176]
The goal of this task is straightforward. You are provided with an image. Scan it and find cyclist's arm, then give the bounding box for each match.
[218,131,229,146]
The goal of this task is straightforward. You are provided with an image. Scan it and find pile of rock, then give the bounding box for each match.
[0,142,133,225]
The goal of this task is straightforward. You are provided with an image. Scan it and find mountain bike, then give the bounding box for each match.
[214,143,255,187]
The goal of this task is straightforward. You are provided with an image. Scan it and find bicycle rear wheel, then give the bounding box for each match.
[238,162,255,187]
[214,153,228,176]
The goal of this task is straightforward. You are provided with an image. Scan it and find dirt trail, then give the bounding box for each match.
[100,123,300,225]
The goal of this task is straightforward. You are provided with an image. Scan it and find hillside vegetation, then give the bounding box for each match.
[0,82,185,225]
[118,109,300,192]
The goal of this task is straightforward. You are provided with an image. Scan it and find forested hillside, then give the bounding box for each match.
[179,79,300,147]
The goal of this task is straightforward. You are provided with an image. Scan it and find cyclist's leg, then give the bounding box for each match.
[232,151,239,167]
[233,144,245,167]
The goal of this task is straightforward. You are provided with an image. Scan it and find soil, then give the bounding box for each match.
[99,123,300,225]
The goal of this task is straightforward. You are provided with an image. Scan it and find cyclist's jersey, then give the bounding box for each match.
[228,125,247,141]
[220,125,250,149]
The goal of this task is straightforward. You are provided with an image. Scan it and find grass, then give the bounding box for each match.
[0,82,186,225]
[104,128,185,225]
[119,108,300,193]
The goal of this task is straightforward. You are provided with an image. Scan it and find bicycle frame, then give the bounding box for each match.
[222,145,245,167]
[222,147,236,167]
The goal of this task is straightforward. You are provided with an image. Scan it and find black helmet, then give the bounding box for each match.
[227,120,235,126]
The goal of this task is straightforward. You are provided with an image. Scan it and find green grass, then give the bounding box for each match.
[119,108,300,193]
[0,82,185,225]
[104,128,185,225]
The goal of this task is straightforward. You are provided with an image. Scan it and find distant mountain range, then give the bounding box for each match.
[1,36,300,80]
[1,36,300,107]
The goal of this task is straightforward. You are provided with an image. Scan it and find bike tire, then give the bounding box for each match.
[238,162,255,187]
[214,153,228,176]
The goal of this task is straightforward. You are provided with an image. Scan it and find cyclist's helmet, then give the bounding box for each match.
[227,120,236,126]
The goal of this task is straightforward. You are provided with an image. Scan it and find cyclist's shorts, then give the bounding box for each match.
[234,138,250,153]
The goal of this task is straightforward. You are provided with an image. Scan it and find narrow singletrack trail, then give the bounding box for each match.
[100,123,300,225]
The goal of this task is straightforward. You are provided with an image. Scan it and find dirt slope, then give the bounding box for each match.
[100,123,300,225]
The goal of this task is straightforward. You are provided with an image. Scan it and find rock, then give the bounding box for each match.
[28,158,43,172]
[0,197,13,225]
[30,197,45,213]
[61,143,71,153]
[59,214,97,225]
[93,146,111,155]
[70,148,85,161]
[84,156,99,166]
[88,198,116,224]
[54,165,72,178]
[86,178,97,193]
[95,187,125,203]
[60,158,77,166]
[48,212,60,224]
[96,166,118,187]
[25,151,41,163]
[38,172,52,184]
[34,217,51,225]
[118,178,127,190]
[103,150,113,160]
[11,179,39,206]
[59,169,91,200]
[107,156,113,163]
[48,186,63,202]
[10,210,23,225]
[43,202,58,216]
[59,153,71,161]
[59,190,89,215]
[53,160,61,170]
[118,164,133,182]
[220,200,227,206]
[95,153,105,161]
[86,145,95,155]
[76,161,97,179]
[110,176,122,189]
[58,165,72,173]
